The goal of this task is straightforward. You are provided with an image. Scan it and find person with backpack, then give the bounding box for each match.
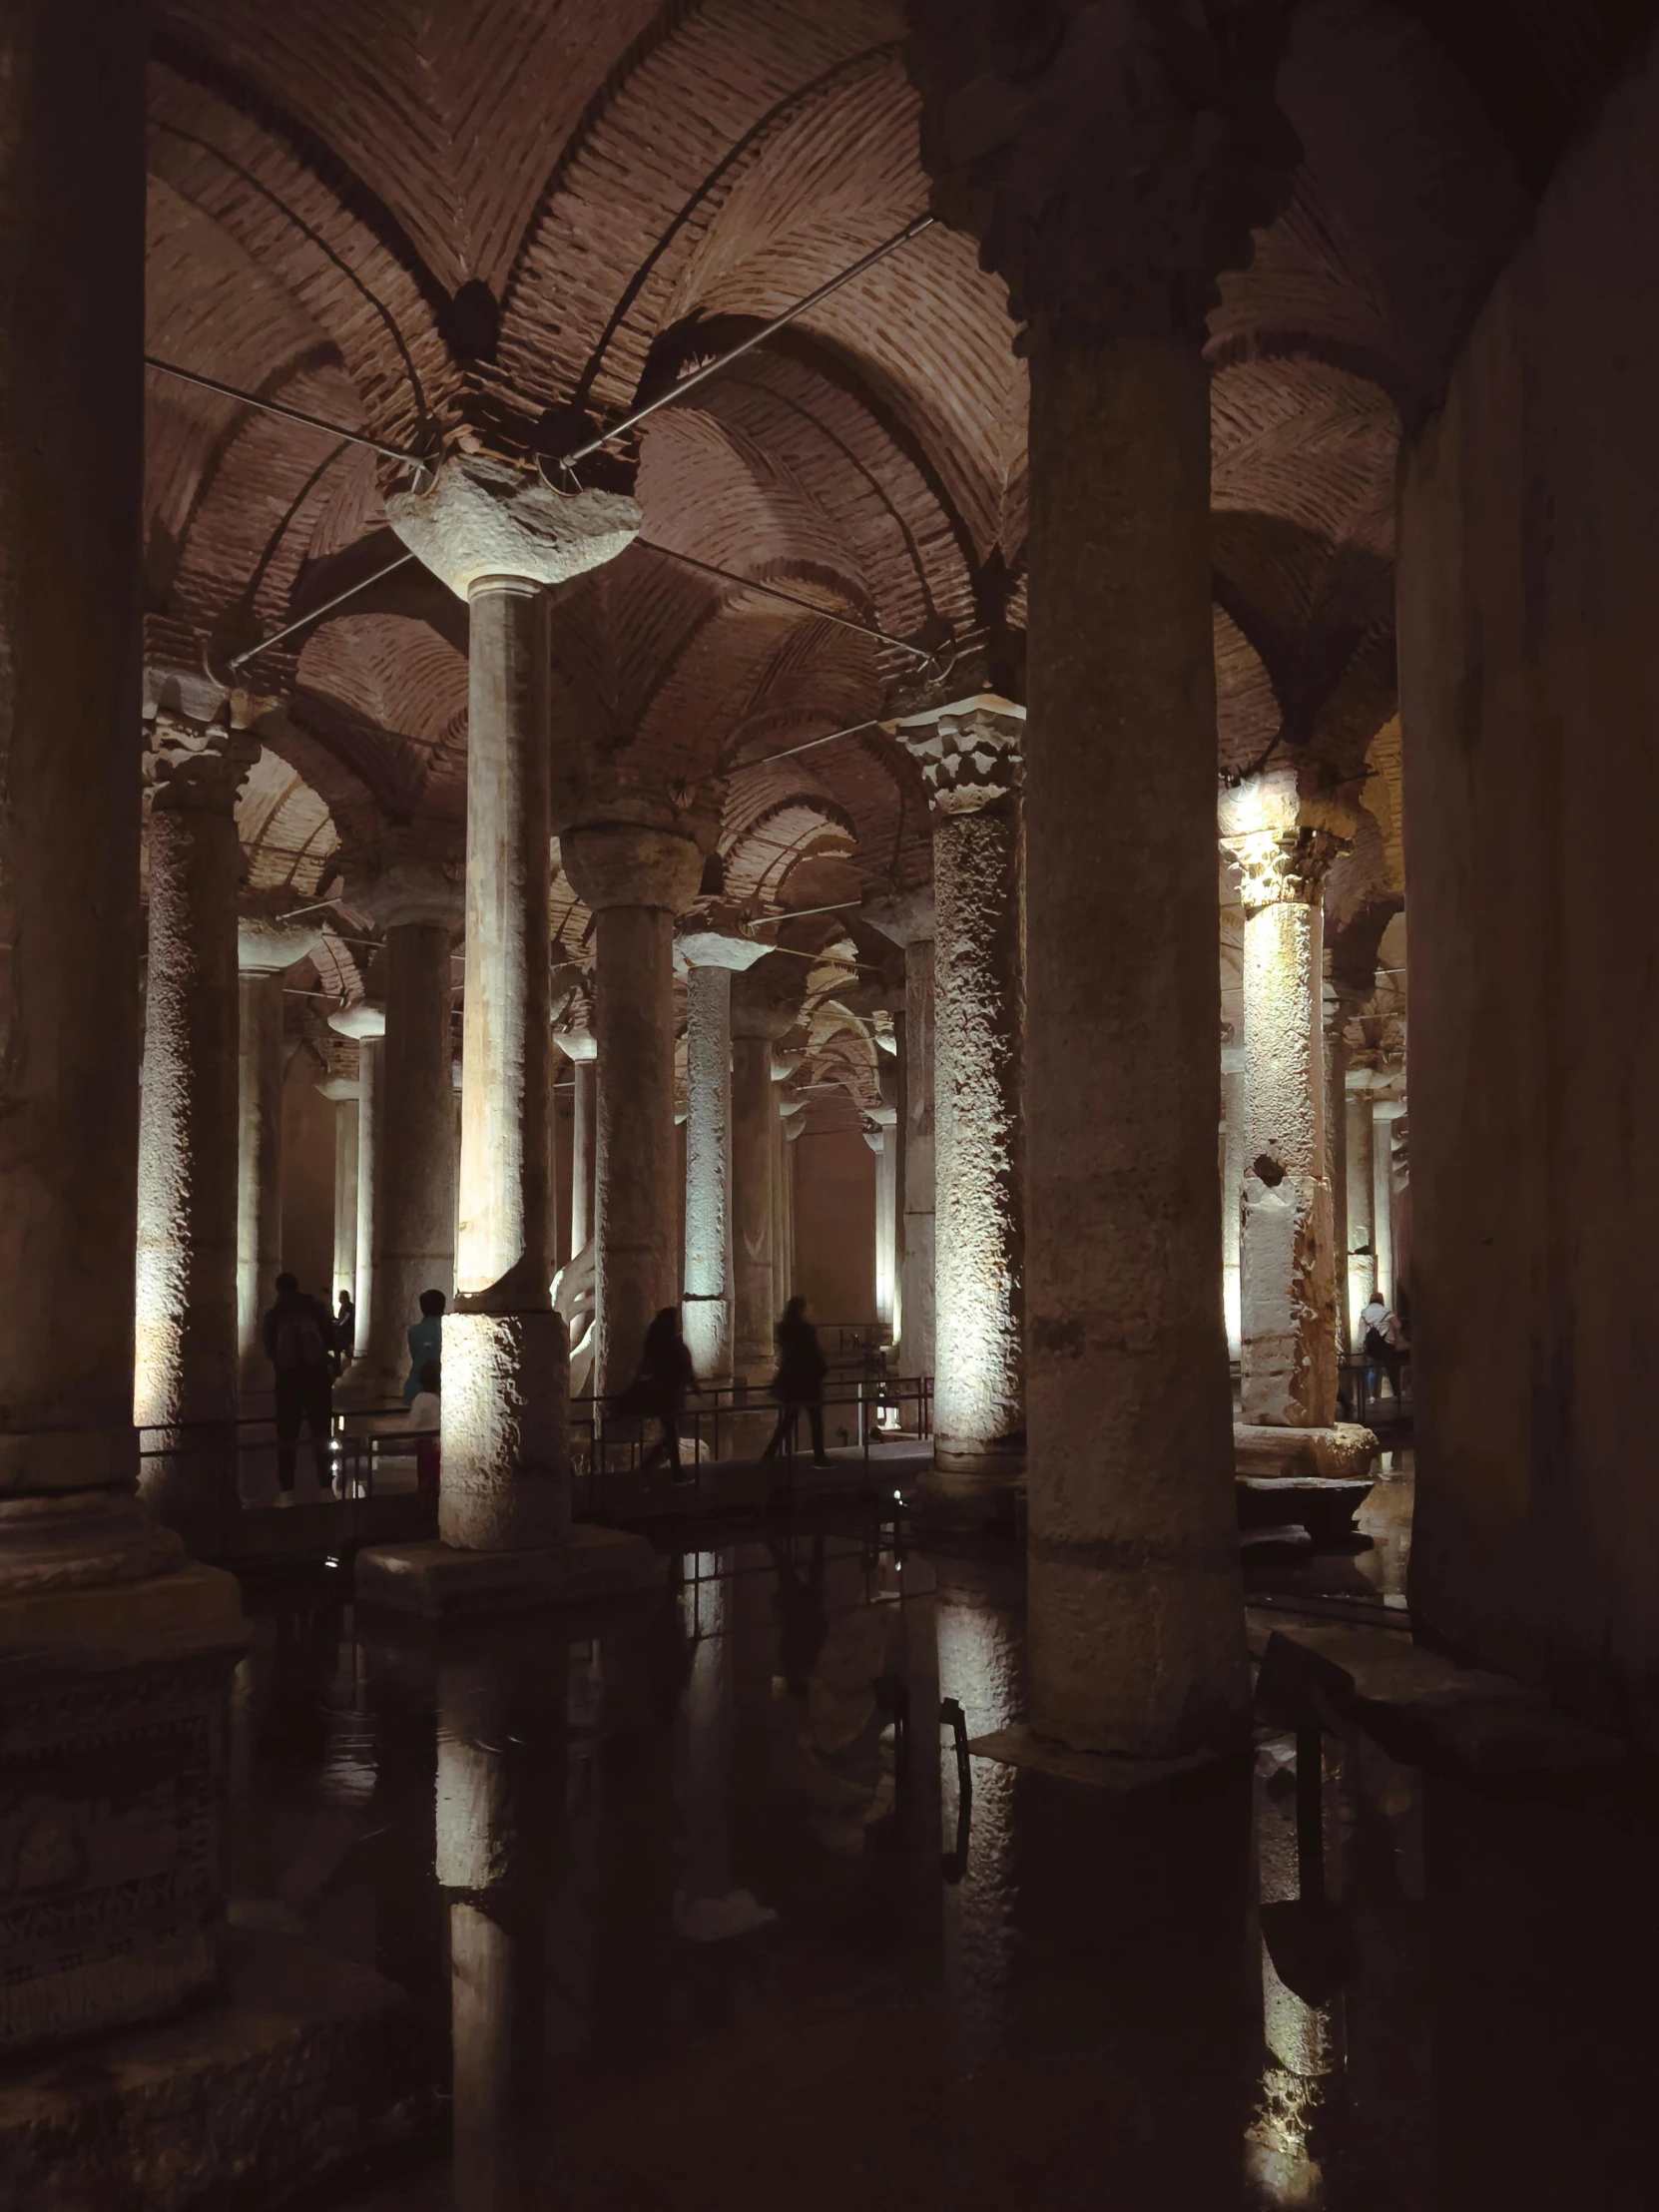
[1359,1291,1405,1403]
[761,1297,830,1466]
[262,1272,337,1497]
[403,1288,446,1405]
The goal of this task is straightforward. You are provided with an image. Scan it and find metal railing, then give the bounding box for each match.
[1336,1352,1412,1430]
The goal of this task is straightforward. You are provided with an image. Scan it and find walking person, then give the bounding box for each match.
[1359,1291,1405,1404]
[332,1287,355,1378]
[761,1297,830,1466]
[632,1306,698,1481]
[403,1289,445,1405]
[262,1272,336,1498]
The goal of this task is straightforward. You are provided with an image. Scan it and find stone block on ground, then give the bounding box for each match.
[354,1522,664,1624]
[0,1929,424,2212]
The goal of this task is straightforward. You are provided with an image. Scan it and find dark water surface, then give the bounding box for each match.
[232,1507,1658,2211]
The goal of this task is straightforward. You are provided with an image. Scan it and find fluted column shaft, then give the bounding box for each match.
[901,939,936,1382]
[1345,1088,1376,1336]
[135,749,248,1475]
[357,918,457,1396]
[237,967,285,1390]
[682,964,734,1382]
[446,579,562,1550]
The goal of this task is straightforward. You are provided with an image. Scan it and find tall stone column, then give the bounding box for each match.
[676,919,770,1384]
[348,878,460,1400]
[1221,1049,1246,1363]
[236,914,323,1393]
[1345,1080,1376,1337]
[729,954,807,1385]
[890,702,1024,1492]
[328,1001,384,1353]
[135,723,258,1530]
[361,449,659,1603]
[0,0,249,2053]
[315,1061,360,1317]
[552,1020,599,1384]
[867,1113,899,1334]
[1324,979,1369,1362]
[570,1054,597,1257]
[866,893,937,1392]
[1220,768,1352,1430]
[1373,1097,1404,1307]
[909,0,1296,1754]
[562,825,705,1398]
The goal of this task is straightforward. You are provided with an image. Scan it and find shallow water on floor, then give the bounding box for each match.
[233,1516,1659,2212]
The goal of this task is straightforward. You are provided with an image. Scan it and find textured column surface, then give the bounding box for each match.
[570,1056,597,1258]
[562,822,704,1401]
[135,732,256,1530]
[682,964,734,1382]
[870,1116,898,1334]
[1344,1085,1376,1337]
[892,708,1024,1478]
[1372,1099,1401,1307]
[235,917,321,1392]
[901,936,936,1382]
[729,954,806,1384]
[445,581,563,1549]
[1223,772,1349,1429]
[329,1000,384,1354]
[354,916,457,1399]
[1221,1058,1246,1363]
[0,0,249,2060]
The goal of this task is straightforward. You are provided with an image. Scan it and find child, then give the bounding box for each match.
[408,1359,440,1494]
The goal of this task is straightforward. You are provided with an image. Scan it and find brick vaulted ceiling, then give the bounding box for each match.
[143,0,1605,926]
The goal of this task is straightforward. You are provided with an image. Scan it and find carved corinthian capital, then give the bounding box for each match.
[1219,765,1356,914]
[892,696,1024,817]
[143,712,261,816]
[905,0,1300,344]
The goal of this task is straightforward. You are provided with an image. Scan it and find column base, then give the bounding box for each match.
[0,1559,249,2057]
[354,1523,664,1625]
[0,1930,424,2212]
[913,1459,1023,1534]
[1234,1421,1379,1545]
[966,1722,1234,1791]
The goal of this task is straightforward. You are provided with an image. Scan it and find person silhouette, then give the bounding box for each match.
[761,1297,830,1465]
[262,1272,336,1496]
[635,1306,698,1480]
[403,1288,444,1404]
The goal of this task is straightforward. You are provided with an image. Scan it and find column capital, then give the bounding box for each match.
[347,843,464,933]
[314,1072,361,1104]
[862,886,935,947]
[906,0,1298,346]
[675,897,772,973]
[383,451,640,600]
[144,714,261,817]
[561,819,705,914]
[237,911,323,976]
[890,695,1024,817]
[327,998,386,1042]
[732,950,808,1042]
[1219,768,1357,914]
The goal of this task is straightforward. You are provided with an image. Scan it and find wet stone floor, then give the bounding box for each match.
[233,1474,1659,2211]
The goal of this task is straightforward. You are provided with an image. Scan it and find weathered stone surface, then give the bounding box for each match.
[438,1309,567,1550]
[385,451,640,598]
[0,1930,423,2212]
[355,1521,664,1624]
[1234,1421,1378,1483]
[0,1562,247,2055]
[682,964,734,1382]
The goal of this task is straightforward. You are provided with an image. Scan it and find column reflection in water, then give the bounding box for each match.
[1247,1731,1346,2207]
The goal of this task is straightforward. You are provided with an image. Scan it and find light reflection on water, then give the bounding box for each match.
[232,1525,1659,2212]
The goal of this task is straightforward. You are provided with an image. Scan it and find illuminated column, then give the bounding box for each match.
[1373,1097,1404,1306]
[134,723,257,1528]
[782,1105,804,1296]
[328,1001,384,1356]
[0,0,249,2054]
[1345,1080,1376,1338]
[315,1058,360,1317]
[1324,979,1368,1362]
[868,1113,898,1333]
[382,452,640,1551]
[677,924,770,1384]
[562,825,705,1399]
[1220,768,1352,1430]
[909,0,1295,1753]
[891,702,1024,1485]
[236,914,323,1392]
[866,892,936,1392]
[350,884,459,1399]
[729,954,806,1384]
[570,1054,597,1257]
[1221,1049,1246,1364]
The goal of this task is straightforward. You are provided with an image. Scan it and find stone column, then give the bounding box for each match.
[866,893,937,1392]
[1324,980,1369,1362]
[552,1021,599,1384]
[1221,768,1353,1430]
[315,1063,360,1318]
[868,1113,898,1334]
[1221,1049,1246,1364]
[1345,1080,1377,1338]
[236,915,323,1393]
[377,451,641,1564]
[729,954,807,1385]
[1373,1097,1404,1307]
[328,1002,384,1351]
[561,825,705,1399]
[676,920,770,1385]
[135,724,258,1529]
[908,0,1296,1754]
[890,702,1024,1491]
[349,879,459,1401]
[0,0,249,2053]
[570,1055,597,1257]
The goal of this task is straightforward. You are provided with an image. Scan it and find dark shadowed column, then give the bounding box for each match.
[730,953,808,1386]
[909,0,1297,1756]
